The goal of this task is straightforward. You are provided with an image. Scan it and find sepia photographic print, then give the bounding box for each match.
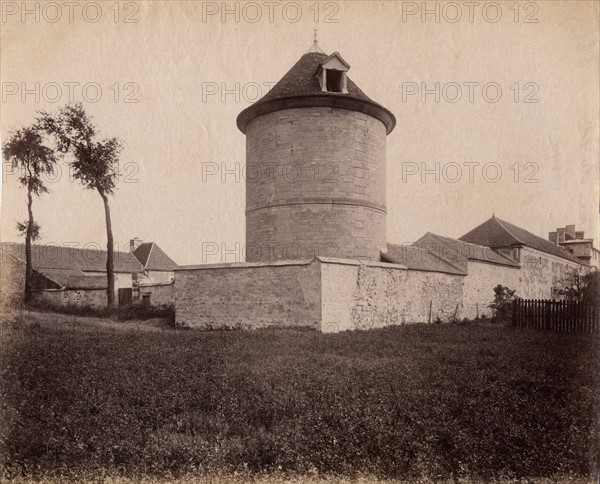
[1,1,599,482]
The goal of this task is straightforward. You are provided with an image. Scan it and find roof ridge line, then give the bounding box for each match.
[492,216,525,246]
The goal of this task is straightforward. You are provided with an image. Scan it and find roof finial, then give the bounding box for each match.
[306,28,325,53]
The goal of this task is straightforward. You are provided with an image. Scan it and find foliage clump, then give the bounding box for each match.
[488,285,517,324]
[23,299,174,322]
[553,268,600,305]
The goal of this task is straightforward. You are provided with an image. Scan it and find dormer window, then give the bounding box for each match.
[316,52,350,94]
[325,69,345,93]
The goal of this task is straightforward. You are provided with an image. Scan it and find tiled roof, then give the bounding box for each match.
[132,243,153,267]
[38,268,85,287]
[381,243,467,275]
[459,216,583,264]
[132,242,178,271]
[236,51,396,134]
[259,52,373,103]
[414,233,521,269]
[41,268,107,289]
[0,243,143,274]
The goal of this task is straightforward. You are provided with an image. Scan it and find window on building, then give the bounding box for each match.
[316,53,350,94]
[325,69,345,93]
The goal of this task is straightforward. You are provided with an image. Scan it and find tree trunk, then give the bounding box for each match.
[100,190,115,308]
[24,184,34,303]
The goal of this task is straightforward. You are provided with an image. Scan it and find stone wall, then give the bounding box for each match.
[172,251,585,332]
[245,107,387,262]
[174,258,466,332]
[175,260,321,329]
[518,247,582,299]
[34,288,107,308]
[34,282,174,310]
[139,282,174,306]
[139,271,174,284]
[82,271,134,296]
[461,261,521,319]
[0,254,138,308]
[320,259,464,332]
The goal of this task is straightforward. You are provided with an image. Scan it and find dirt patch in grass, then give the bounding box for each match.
[0,311,598,482]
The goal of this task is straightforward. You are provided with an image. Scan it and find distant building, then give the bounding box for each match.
[459,216,584,299]
[0,243,142,307]
[130,238,178,306]
[548,224,600,268]
[1,240,178,308]
[130,239,178,284]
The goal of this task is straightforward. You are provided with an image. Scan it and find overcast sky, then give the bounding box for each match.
[1,1,598,265]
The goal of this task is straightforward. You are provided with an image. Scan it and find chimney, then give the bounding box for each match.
[549,231,557,244]
[575,231,585,239]
[130,237,143,253]
[565,225,575,240]
[557,228,565,243]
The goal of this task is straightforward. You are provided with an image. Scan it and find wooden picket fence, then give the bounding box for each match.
[512,299,599,334]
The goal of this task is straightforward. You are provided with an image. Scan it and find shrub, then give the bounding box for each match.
[553,268,600,304]
[488,285,517,324]
[22,298,110,318]
[24,298,174,322]
[114,302,175,322]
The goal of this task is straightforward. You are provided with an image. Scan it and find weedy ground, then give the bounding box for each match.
[0,309,598,483]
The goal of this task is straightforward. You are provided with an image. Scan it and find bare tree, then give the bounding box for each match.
[2,126,57,302]
[39,104,123,308]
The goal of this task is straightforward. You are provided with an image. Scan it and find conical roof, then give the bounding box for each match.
[236,52,395,134]
[259,52,372,103]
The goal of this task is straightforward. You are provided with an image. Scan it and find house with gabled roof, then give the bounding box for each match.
[0,242,142,307]
[460,215,582,265]
[130,238,178,284]
[130,238,178,307]
[459,216,584,299]
[1,239,180,308]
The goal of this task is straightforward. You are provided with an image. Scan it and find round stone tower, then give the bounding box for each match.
[237,48,395,262]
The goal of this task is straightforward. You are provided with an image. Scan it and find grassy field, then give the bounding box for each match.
[0,310,598,483]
